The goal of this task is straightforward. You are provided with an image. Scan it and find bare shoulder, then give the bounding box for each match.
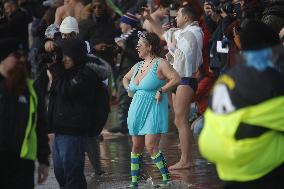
[143,20,153,32]
[158,58,171,69]
[56,5,65,12]
[130,63,139,72]
[133,63,139,69]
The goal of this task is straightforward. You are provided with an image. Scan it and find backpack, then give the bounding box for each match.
[89,82,110,137]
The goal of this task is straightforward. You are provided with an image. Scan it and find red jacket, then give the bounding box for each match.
[194,74,216,114]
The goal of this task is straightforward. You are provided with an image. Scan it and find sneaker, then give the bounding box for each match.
[107,126,128,134]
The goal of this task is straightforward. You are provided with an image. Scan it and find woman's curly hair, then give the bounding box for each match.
[142,32,163,57]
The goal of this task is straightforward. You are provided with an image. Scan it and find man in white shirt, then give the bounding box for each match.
[143,4,203,170]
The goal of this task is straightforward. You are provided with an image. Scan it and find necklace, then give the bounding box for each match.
[134,57,156,85]
[139,57,155,75]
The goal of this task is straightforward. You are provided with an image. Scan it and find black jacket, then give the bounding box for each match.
[0,8,32,50]
[0,74,50,166]
[79,15,116,64]
[47,63,100,136]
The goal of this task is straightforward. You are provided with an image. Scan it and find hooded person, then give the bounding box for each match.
[48,39,97,189]
[59,15,111,176]
[47,38,108,189]
[58,38,88,68]
[199,20,284,189]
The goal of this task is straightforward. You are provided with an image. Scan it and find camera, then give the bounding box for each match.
[216,1,234,15]
[221,36,230,48]
[39,46,62,64]
[139,6,146,13]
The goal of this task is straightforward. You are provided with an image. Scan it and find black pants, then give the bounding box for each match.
[224,163,284,189]
[0,155,34,189]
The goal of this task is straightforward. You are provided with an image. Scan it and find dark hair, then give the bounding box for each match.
[62,32,78,39]
[180,4,196,21]
[58,38,88,66]
[159,0,172,8]
[240,20,279,51]
[143,32,163,57]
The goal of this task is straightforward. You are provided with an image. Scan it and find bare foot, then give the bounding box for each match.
[168,161,191,170]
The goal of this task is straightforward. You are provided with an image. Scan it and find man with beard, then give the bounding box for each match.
[0,38,50,189]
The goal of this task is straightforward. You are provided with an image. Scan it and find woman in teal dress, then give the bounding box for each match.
[123,31,180,188]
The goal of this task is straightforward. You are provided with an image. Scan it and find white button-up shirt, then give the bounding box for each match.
[164,21,203,77]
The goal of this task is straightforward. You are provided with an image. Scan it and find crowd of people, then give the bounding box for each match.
[0,0,284,188]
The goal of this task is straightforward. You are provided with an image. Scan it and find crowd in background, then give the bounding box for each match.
[0,0,284,188]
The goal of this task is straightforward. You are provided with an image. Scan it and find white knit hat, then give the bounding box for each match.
[59,16,79,34]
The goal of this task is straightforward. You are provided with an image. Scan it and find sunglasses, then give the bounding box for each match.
[10,51,24,59]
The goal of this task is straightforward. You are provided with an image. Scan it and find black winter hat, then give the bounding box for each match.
[58,38,88,66]
[240,20,279,51]
[0,38,21,61]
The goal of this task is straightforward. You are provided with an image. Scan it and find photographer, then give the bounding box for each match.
[47,38,103,189]
[34,24,62,105]
[203,0,237,70]
[59,16,111,176]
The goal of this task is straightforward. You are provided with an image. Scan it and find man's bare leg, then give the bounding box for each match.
[169,85,194,170]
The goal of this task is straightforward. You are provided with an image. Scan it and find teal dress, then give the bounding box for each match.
[127,58,168,135]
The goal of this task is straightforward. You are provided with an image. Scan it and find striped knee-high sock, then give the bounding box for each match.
[151,151,170,184]
[131,152,141,187]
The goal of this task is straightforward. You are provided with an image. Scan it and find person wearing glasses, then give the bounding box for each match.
[0,38,50,189]
[123,31,180,188]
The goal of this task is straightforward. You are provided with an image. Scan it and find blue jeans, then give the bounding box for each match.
[52,134,87,189]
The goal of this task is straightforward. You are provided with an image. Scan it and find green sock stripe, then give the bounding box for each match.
[151,151,170,182]
[132,176,138,182]
[156,161,164,169]
[162,174,169,181]
[151,151,161,159]
[130,152,141,185]
[131,163,139,170]
[131,152,141,158]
